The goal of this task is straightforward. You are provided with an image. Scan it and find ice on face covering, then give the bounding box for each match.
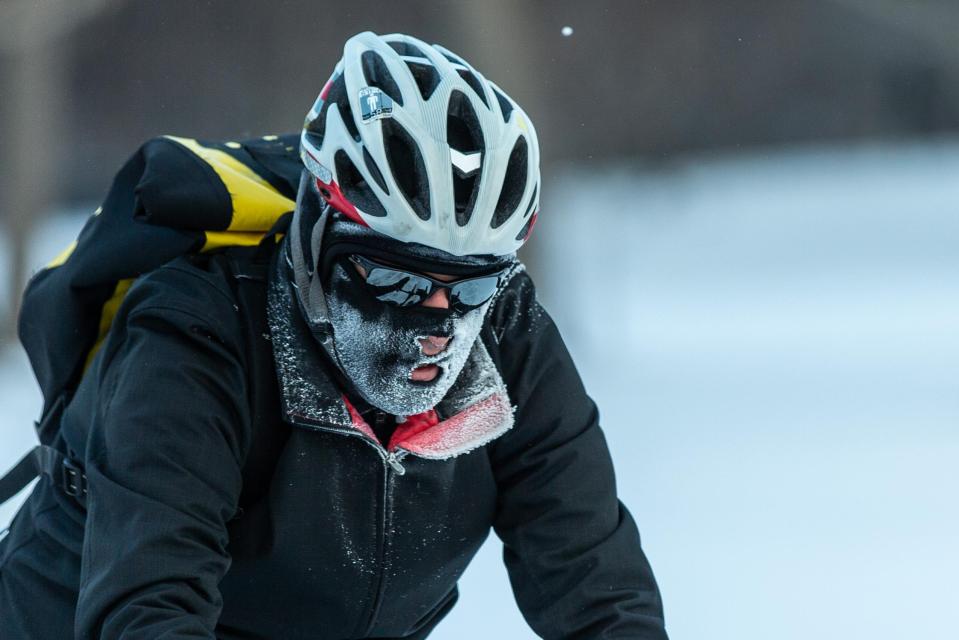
[324,262,492,416]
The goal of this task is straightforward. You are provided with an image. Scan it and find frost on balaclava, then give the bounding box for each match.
[324,259,491,416]
[289,174,514,416]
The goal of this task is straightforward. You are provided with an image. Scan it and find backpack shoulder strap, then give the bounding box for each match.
[213,235,292,515]
[0,393,84,506]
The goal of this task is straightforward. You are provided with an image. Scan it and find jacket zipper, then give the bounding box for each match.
[289,418,410,473]
[289,416,410,635]
[363,450,398,635]
[363,409,407,634]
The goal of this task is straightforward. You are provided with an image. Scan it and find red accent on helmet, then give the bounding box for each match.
[319,75,335,101]
[523,210,539,241]
[315,178,369,227]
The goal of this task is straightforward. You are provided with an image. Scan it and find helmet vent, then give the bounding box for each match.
[523,184,538,218]
[405,61,441,101]
[491,136,529,228]
[453,171,480,226]
[362,146,389,194]
[310,74,360,143]
[361,50,404,107]
[335,150,387,217]
[456,69,490,109]
[447,90,484,225]
[304,100,328,144]
[386,40,428,60]
[440,50,466,65]
[515,212,536,241]
[382,118,432,221]
[492,87,514,123]
[447,90,484,154]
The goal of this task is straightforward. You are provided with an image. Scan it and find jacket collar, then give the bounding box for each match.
[267,247,516,460]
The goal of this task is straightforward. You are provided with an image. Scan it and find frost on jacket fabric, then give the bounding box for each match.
[0,242,668,639]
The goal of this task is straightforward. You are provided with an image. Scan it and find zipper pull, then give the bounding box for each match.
[385,451,406,476]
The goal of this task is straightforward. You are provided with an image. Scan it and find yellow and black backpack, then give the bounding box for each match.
[0,133,302,506]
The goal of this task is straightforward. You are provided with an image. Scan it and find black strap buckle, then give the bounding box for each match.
[61,458,87,498]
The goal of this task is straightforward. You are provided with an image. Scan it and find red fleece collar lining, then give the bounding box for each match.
[341,394,510,459]
[342,396,440,451]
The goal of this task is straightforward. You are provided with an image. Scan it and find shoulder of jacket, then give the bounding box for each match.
[117,252,249,339]
[487,266,550,341]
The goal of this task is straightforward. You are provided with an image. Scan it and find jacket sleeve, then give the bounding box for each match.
[486,271,668,640]
[73,264,252,639]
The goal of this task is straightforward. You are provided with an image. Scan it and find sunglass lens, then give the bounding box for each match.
[451,275,501,309]
[364,267,433,306]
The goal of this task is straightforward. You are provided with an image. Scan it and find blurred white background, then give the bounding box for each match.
[5,2,959,637]
[3,139,957,639]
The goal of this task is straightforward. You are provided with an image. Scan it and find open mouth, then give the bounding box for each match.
[418,334,452,357]
[409,363,442,383]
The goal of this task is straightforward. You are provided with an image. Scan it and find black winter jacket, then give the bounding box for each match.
[0,242,667,639]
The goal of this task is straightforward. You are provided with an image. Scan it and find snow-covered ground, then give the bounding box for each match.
[2,139,957,639]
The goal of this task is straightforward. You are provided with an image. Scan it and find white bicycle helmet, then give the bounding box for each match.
[300,31,541,257]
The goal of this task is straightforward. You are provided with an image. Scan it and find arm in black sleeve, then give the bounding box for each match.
[486,272,668,640]
[73,264,252,639]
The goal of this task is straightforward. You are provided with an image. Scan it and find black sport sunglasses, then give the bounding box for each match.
[348,254,505,314]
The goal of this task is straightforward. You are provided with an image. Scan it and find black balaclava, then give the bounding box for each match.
[289,173,515,417]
